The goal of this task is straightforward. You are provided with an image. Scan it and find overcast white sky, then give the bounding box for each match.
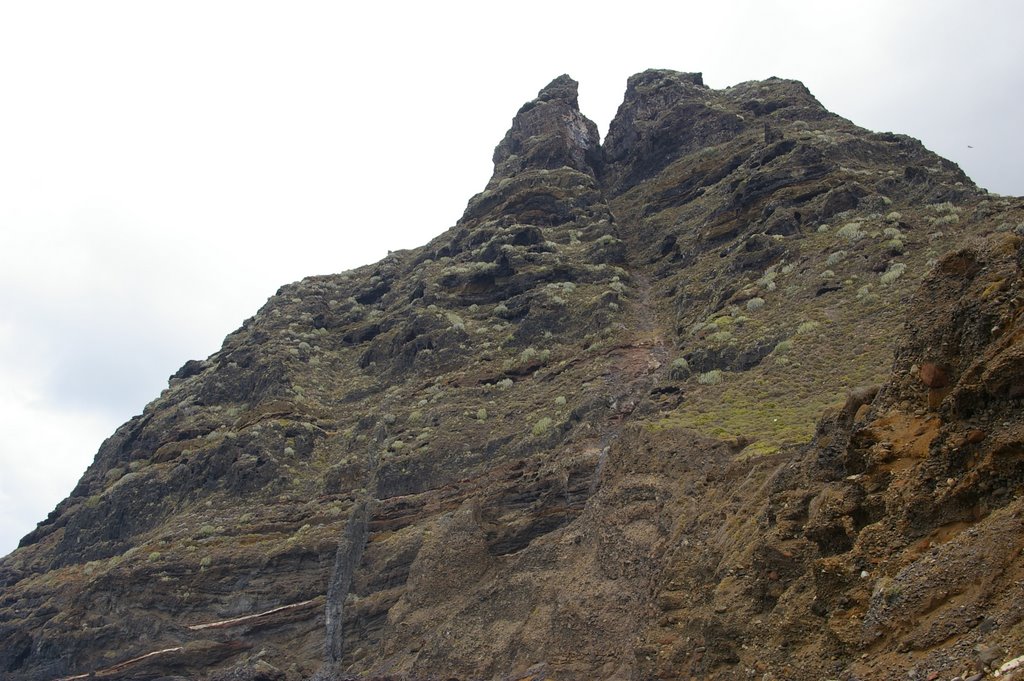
[1,1,1022,557]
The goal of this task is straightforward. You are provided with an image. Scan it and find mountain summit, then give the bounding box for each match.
[2,71,1023,681]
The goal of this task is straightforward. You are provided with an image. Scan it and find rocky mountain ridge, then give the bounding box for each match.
[1,70,1022,681]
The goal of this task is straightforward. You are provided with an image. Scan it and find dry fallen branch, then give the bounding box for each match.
[187,597,320,631]
[53,646,184,680]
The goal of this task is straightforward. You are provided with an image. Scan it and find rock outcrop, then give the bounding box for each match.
[2,71,1022,681]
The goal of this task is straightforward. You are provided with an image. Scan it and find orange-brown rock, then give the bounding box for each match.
[966,428,988,444]
[919,361,950,388]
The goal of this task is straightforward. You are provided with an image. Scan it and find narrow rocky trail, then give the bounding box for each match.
[629,268,671,368]
[601,272,671,416]
[572,196,678,503]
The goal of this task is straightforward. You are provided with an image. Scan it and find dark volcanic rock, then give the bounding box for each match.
[494,74,602,176]
[604,70,745,193]
[2,70,1022,681]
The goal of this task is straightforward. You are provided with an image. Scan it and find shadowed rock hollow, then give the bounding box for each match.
[2,71,1023,681]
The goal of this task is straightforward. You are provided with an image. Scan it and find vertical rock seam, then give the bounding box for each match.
[324,499,372,667]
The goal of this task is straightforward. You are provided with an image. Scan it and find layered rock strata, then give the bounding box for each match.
[2,71,1022,681]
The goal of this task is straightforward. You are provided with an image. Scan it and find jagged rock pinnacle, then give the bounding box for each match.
[603,68,832,193]
[490,74,601,179]
[533,73,580,107]
[458,74,611,230]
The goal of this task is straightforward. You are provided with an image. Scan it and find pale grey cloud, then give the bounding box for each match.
[1,0,1021,556]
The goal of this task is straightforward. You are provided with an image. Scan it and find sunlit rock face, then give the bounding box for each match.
[2,70,1023,681]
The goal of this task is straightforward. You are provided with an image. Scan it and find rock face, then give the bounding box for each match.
[2,71,1023,681]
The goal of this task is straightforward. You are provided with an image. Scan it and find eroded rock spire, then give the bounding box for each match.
[457,74,615,234]
[490,74,602,181]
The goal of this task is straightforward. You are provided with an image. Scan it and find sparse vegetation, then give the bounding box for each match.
[773,340,794,354]
[698,369,724,385]
[757,269,779,291]
[708,330,733,344]
[825,250,847,267]
[880,262,907,285]
[837,222,865,242]
[531,416,554,436]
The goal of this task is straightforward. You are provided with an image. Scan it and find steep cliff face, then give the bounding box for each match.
[1,71,1022,681]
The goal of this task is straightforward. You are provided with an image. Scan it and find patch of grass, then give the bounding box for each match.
[880,262,907,285]
[825,250,847,267]
[654,307,893,455]
[707,330,734,344]
[531,416,554,436]
[773,339,794,353]
[931,214,960,227]
[670,357,691,380]
[698,369,724,385]
[837,222,865,242]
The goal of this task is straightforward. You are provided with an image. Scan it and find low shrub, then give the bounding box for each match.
[532,416,554,436]
[698,370,724,385]
[880,262,907,285]
[670,357,691,380]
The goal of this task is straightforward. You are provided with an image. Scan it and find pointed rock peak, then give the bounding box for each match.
[612,69,711,120]
[531,73,579,109]
[490,74,600,178]
[604,69,735,193]
[458,75,606,227]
